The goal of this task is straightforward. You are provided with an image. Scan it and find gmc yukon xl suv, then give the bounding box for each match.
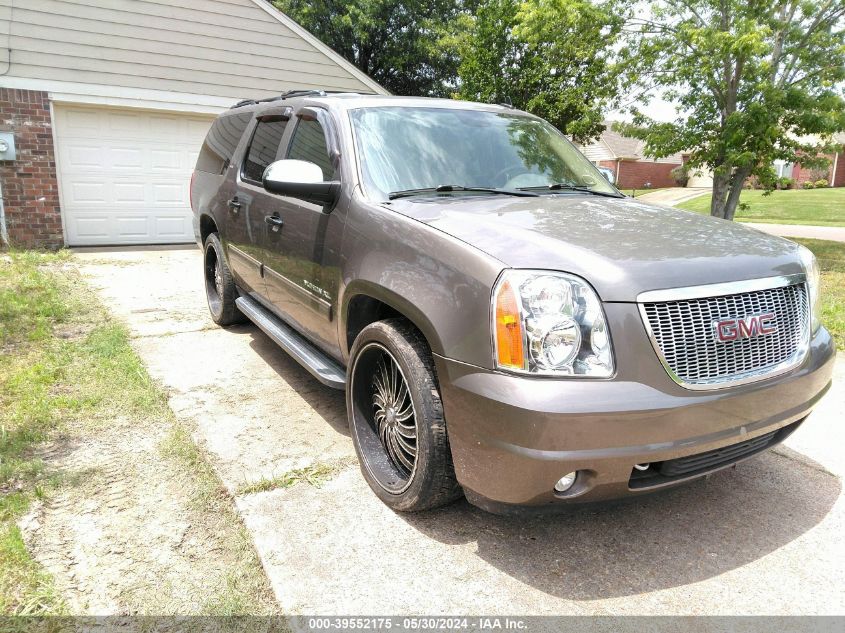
[190,91,835,513]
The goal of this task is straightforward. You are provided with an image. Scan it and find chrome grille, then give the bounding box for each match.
[641,282,809,388]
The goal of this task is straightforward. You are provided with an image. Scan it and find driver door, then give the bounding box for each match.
[261,107,345,356]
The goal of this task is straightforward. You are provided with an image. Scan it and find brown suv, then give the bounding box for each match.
[190,91,835,513]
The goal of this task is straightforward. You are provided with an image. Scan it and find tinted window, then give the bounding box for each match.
[195,113,250,174]
[287,118,335,180]
[242,118,289,183]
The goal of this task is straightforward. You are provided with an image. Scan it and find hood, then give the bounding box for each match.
[385,194,804,302]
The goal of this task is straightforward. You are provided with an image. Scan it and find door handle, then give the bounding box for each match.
[227,197,242,213]
[265,215,284,231]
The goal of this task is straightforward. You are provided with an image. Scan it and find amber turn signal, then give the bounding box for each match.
[494,279,525,369]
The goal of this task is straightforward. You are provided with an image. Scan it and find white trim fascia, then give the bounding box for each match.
[1,76,233,114]
[47,100,70,247]
[248,0,389,96]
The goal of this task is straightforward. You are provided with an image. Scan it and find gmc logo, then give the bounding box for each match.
[713,313,778,342]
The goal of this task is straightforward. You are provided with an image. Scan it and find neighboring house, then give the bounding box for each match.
[578,123,684,189]
[680,131,845,190]
[786,132,845,187]
[0,0,386,248]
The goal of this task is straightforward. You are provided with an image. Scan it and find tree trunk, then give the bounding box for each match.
[723,167,751,221]
[710,169,731,218]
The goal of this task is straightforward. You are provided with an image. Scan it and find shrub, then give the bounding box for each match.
[808,168,829,182]
[670,165,689,187]
[802,181,816,189]
[777,177,794,190]
[815,179,829,188]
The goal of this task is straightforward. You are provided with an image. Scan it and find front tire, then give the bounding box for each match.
[347,319,462,512]
[203,232,244,326]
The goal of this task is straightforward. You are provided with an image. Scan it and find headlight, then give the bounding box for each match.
[798,245,821,333]
[492,270,614,376]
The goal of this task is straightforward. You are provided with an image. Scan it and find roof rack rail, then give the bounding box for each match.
[278,89,328,99]
[230,89,375,109]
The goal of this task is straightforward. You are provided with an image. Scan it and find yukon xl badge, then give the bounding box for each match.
[302,279,331,301]
[713,313,778,342]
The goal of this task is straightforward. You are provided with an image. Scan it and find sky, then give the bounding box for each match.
[609,94,679,122]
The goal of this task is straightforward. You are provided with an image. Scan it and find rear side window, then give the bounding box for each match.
[242,118,289,183]
[287,118,335,180]
[195,113,250,174]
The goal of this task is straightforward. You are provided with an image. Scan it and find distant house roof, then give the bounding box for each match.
[578,122,684,164]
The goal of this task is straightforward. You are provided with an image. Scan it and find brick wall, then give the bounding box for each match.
[615,160,681,189]
[789,152,845,187]
[0,88,63,248]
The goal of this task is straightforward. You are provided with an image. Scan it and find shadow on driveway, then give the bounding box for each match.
[398,449,838,600]
[246,328,349,437]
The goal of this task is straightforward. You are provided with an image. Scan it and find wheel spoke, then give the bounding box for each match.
[395,423,416,439]
[385,430,403,469]
[394,431,417,457]
[367,349,419,480]
[372,391,388,411]
[390,431,415,471]
[394,400,413,422]
[373,362,389,403]
[391,361,401,403]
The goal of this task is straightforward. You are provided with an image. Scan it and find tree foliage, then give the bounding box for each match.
[272,0,475,97]
[456,0,628,142]
[620,0,845,220]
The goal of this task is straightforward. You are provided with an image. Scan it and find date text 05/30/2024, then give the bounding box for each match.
[306,617,528,630]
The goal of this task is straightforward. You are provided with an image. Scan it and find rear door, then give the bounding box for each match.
[229,108,292,300]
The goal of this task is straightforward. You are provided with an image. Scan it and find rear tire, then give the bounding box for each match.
[203,232,244,326]
[347,319,462,512]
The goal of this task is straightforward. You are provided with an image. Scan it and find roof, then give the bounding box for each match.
[598,122,685,163]
[0,0,388,113]
[248,0,387,96]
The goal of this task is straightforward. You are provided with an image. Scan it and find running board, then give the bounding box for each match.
[235,295,346,390]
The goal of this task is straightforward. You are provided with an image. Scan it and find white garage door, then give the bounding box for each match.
[54,104,214,245]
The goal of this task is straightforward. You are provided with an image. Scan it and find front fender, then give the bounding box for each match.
[339,200,504,367]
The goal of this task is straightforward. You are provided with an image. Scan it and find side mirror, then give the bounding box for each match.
[262,159,340,207]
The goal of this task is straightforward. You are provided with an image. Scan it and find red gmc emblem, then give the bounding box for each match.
[713,313,778,342]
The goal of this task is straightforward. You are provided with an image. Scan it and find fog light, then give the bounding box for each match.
[554,471,578,493]
[634,463,650,471]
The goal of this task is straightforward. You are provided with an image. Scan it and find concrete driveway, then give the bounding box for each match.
[74,246,845,615]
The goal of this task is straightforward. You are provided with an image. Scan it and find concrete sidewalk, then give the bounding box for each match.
[635,187,710,206]
[744,223,845,243]
[73,247,845,616]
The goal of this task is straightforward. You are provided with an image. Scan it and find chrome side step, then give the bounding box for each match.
[235,295,346,390]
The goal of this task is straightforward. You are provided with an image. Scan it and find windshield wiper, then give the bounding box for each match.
[518,184,624,198]
[388,184,540,200]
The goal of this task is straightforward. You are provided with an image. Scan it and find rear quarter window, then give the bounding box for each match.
[195,112,251,174]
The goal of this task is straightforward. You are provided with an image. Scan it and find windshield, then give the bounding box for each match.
[349,106,618,200]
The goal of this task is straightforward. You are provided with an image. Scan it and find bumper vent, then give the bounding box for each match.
[659,430,777,477]
[641,282,809,388]
[629,420,801,490]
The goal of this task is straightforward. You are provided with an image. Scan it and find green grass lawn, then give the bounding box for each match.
[678,188,845,226]
[790,238,845,351]
[0,253,277,615]
[0,251,167,613]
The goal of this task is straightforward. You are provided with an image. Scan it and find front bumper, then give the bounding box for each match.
[435,305,836,513]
